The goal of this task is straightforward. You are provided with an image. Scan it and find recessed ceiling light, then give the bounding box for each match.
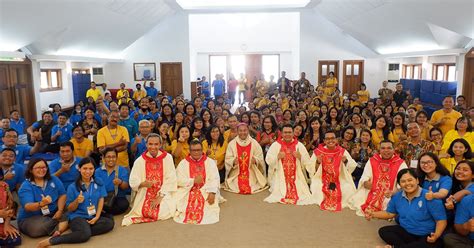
[176,0,310,10]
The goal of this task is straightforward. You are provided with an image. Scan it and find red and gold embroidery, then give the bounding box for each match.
[277,138,299,204]
[183,154,207,224]
[314,145,344,212]
[131,151,167,224]
[236,143,252,194]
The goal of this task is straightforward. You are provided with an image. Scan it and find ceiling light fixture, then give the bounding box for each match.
[176,0,310,10]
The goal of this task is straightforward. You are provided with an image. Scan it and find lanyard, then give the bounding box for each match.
[83,182,95,206]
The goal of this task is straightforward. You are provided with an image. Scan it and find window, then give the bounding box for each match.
[262,55,279,82]
[40,69,62,91]
[402,64,422,79]
[73,69,90,74]
[432,63,456,81]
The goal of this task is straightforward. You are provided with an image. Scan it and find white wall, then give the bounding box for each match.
[103,13,191,98]
[189,12,300,81]
[32,61,74,113]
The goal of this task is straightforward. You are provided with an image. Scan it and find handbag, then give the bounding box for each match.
[104,167,119,208]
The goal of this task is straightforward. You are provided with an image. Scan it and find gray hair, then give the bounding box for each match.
[146,133,162,144]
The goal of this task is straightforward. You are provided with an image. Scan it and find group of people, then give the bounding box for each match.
[0,71,473,248]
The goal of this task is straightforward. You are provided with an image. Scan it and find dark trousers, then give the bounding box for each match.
[19,215,59,238]
[228,91,236,105]
[379,225,443,248]
[50,216,114,245]
[219,168,225,184]
[443,233,474,248]
[103,197,129,216]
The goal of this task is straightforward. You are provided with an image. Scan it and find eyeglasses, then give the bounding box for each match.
[4,135,17,139]
[33,166,48,170]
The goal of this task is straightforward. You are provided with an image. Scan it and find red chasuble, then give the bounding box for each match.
[183,154,207,224]
[314,144,345,211]
[132,151,167,224]
[236,142,252,194]
[361,154,403,214]
[277,138,299,204]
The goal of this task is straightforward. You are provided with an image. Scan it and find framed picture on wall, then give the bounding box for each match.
[133,63,156,81]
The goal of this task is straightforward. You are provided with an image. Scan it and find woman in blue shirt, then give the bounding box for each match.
[18,158,67,240]
[417,152,452,200]
[94,148,130,215]
[445,160,474,211]
[366,168,447,248]
[38,157,114,247]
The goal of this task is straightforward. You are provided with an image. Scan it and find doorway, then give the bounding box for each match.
[318,60,339,86]
[463,48,474,107]
[160,62,183,97]
[342,60,364,95]
[0,60,37,125]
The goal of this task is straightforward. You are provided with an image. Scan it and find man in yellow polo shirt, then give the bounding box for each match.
[85,82,102,101]
[430,96,462,135]
[97,111,130,167]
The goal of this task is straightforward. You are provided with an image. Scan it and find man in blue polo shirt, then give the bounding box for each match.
[2,128,41,165]
[9,110,26,135]
[0,148,25,191]
[48,142,80,190]
[144,81,158,98]
[444,194,474,248]
[51,113,73,144]
[212,74,225,98]
[118,104,138,141]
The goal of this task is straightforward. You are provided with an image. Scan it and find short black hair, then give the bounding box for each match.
[1,147,16,156]
[2,128,17,137]
[396,168,418,185]
[60,141,75,151]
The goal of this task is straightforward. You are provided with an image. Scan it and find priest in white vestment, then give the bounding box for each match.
[348,140,407,216]
[264,124,315,205]
[173,139,221,224]
[122,134,177,226]
[308,130,357,211]
[224,123,267,194]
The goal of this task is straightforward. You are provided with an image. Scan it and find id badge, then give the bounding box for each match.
[87,205,96,216]
[41,206,50,215]
[0,218,4,224]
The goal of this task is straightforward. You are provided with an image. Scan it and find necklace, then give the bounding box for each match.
[108,127,118,140]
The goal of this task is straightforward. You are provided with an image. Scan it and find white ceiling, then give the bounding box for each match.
[0,0,472,58]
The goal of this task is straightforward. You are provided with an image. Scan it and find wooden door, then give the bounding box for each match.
[160,62,183,98]
[342,60,364,95]
[245,54,262,88]
[463,49,474,107]
[0,61,36,125]
[318,60,339,85]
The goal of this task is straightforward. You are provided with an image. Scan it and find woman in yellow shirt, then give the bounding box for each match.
[157,122,172,153]
[171,125,191,165]
[442,116,474,152]
[440,138,473,174]
[430,127,446,157]
[324,71,338,96]
[391,113,407,145]
[202,126,228,183]
[416,110,433,141]
[70,125,94,158]
[371,116,395,150]
[357,83,370,104]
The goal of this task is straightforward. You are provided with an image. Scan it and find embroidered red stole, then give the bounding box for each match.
[0,182,9,237]
[132,151,167,224]
[277,138,299,204]
[183,154,207,224]
[361,154,403,214]
[236,142,252,194]
[314,144,345,211]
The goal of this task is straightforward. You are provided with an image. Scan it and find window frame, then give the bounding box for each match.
[432,63,456,81]
[401,64,422,79]
[40,69,62,92]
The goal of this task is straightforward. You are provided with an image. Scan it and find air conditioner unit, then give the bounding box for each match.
[92,67,104,84]
[387,63,399,83]
[92,67,103,75]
